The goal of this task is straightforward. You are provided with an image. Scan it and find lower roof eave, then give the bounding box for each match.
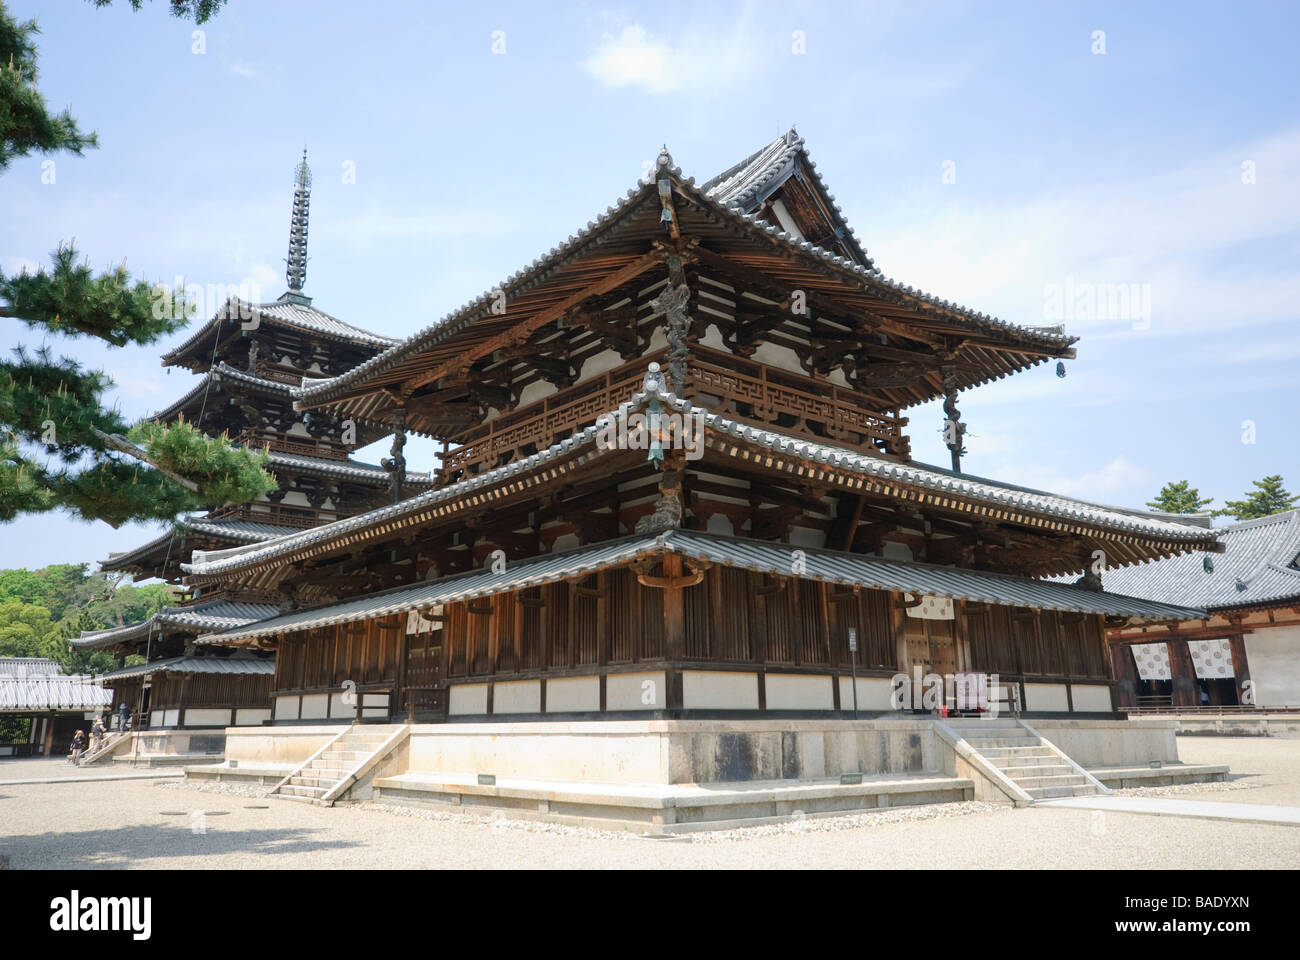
[198,529,1207,647]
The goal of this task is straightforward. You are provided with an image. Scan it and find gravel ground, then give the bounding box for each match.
[1,736,1298,869]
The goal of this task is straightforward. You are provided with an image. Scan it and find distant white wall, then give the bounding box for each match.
[1244,625,1300,707]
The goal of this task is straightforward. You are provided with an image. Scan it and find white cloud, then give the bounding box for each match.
[229,62,260,79]
[580,19,756,95]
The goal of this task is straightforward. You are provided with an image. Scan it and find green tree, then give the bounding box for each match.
[0,600,63,659]
[0,0,271,527]
[1217,475,1299,521]
[1146,481,1214,514]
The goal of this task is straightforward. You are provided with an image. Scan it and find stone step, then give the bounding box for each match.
[303,765,351,779]
[278,784,328,798]
[1005,773,1087,788]
[290,776,341,790]
[320,749,373,762]
[272,793,320,804]
[1025,783,1099,800]
[965,737,1041,748]
[988,763,1073,780]
[985,752,1059,767]
[976,745,1052,758]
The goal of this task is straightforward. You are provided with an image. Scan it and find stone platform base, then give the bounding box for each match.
[370,771,974,834]
[196,716,1226,829]
[1089,763,1230,789]
[186,762,295,787]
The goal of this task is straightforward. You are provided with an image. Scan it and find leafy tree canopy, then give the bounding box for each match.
[1146,480,1214,515]
[1,0,271,527]
[1217,475,1299,521]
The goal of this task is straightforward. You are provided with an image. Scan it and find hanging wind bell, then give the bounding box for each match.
[1056,361,1067,378]
[647,397,665,467]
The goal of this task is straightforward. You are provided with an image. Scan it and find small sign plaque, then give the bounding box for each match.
[840,773,863,785]
[848,628,858,653]
[478,774,496,785]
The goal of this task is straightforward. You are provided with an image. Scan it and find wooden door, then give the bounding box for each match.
[404,628,446,719]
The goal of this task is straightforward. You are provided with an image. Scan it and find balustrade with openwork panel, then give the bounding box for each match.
[436,345,910,484]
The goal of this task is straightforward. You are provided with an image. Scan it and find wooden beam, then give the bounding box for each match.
[403,251,664,393]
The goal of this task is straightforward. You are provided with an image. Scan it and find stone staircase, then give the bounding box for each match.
[945,719,1105,801]
[270,724,406,806]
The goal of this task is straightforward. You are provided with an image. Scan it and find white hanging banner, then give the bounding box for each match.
[1130,643,1171,681]
[1187,638,1235,679]
[905,594,955,620]
[405,605,443,635]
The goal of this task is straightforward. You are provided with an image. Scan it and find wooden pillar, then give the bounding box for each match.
[42,715,55,757]
[1109,641,1137,709]
[1166,637,1197,707]
[663,555,686,712]
[1228,633,1253,706]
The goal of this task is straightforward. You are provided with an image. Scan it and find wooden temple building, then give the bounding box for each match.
[177,131,1220,727]
[74,152,432,731]
[1106,509,1300,711]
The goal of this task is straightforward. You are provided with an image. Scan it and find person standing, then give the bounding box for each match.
[89,717,105,754]
[70,730,86,765]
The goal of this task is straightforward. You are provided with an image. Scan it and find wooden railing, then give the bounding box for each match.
[436,345,910,484]
[234,430,351,462]
[208,503,327,529]
[687,345,910,457]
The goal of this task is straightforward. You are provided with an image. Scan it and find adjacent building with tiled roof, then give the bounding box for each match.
[1107,510,1300,711]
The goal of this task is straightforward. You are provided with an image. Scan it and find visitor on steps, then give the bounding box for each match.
[89,718,105,754]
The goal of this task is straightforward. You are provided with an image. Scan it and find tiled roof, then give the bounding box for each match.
[1103,510,1300,612]
[72,599,280,650]
[92,655,275,682]
[0,657,62,677]
[152,362,293,422]
[183,517,304,544]
[202,529,1204,645]
[701,127,872,266]
[264,451,433,486]
[100,515,300,572]
[0,673,112,712]
[185,368,1216,581]
[292,146,1075,411]
[161,293,395,366]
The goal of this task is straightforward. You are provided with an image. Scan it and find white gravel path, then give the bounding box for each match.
[1,736,1297,869]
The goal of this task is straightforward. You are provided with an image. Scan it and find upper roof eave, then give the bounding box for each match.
[291,150,1076,413]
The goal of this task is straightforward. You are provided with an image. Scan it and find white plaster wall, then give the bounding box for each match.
[769,198,804,239]
[234,708,271,726]
[1024,682,1070,712]
[577,348,624,382]
[493,680,542,715]
[274,697,299,721]
[766,674,835,710]
[751,341,805,377]
[698,324,730,352]
[546,676,600,713]
[789,526,827,549]
[449,684,489,716]
[606,672,667,710]
[837,676,897,711]
[1244,625,1300,706]
[163,709,180,727]
[880,541,914,563]
[150,711,164,727]
[183,708,232,727]
[518,379,556,406]
[300,693,329,720]
[705,512,735,535]
[1070,685,1114,712]
[683,671,759,710]
[329,693,352,719]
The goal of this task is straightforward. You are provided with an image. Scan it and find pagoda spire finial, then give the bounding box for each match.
[285,147,312,296]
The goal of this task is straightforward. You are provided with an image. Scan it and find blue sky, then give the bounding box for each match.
[2,0,1298,572]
